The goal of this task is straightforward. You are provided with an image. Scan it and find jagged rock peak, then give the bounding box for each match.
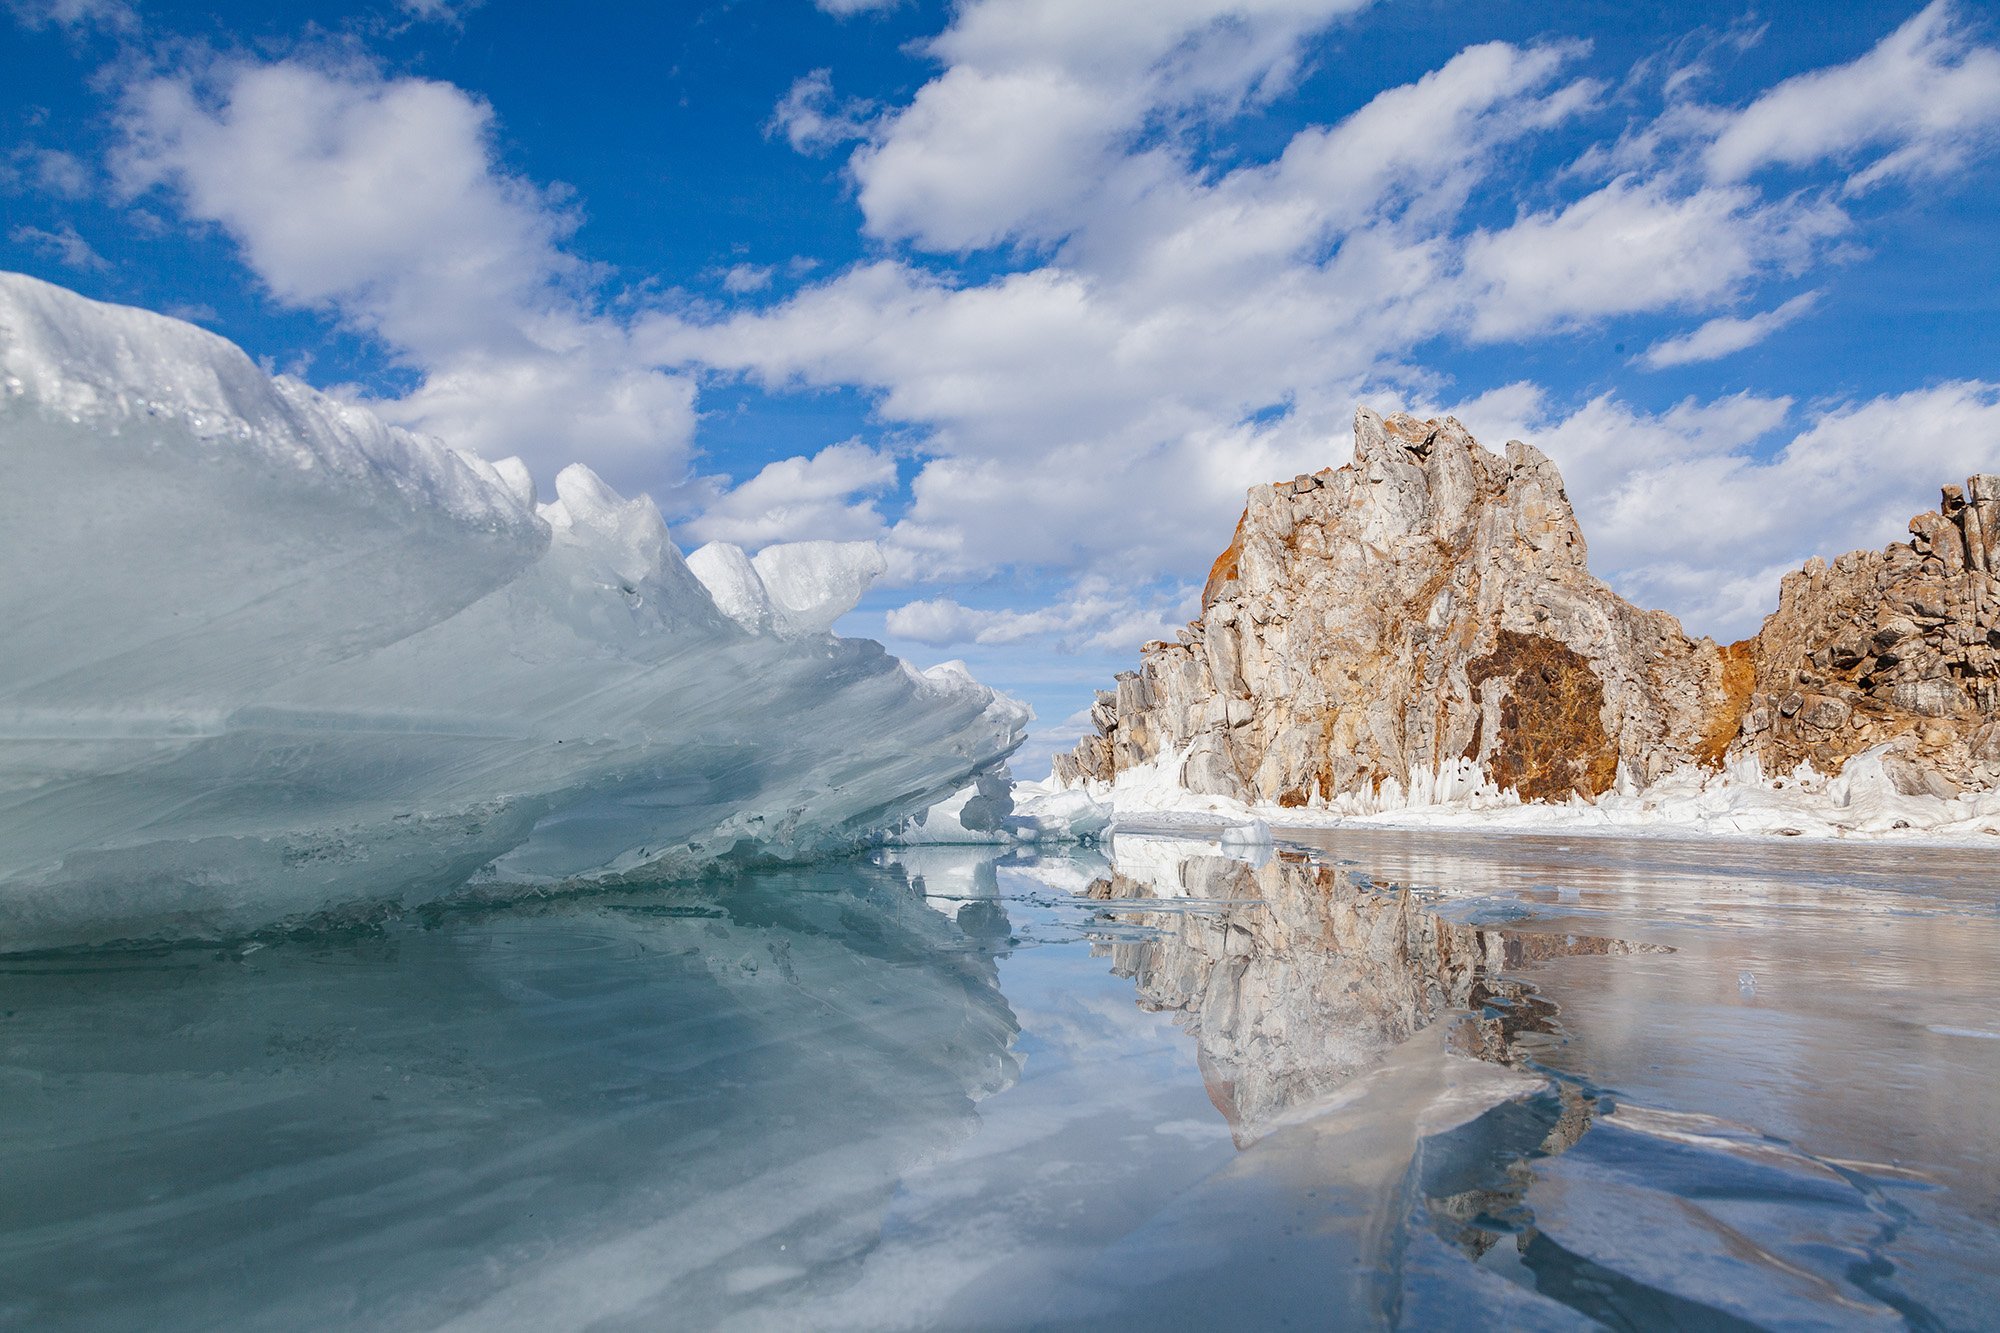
[1197,409,1587,616]
[1058,407,1739,806]
[1062,405,2000,808]
[1739,473,2000,793]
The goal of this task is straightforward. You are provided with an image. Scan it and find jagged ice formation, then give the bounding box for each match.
[0,273,1027,948]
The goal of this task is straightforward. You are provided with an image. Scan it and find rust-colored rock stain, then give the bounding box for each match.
[1466,630,1619,801]
[1202,509,1247,609]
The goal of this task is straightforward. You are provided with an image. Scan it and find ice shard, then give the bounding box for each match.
[0,273,1028,948]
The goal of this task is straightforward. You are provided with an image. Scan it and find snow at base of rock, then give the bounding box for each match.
[0,274,1027,949]
[1055,742,2000,845]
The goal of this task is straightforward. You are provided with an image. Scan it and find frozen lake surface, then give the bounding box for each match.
[2,831,1996,1329]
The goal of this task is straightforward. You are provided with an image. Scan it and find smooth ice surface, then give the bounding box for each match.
[0,274,1027,947]
[2,832,1995,1329]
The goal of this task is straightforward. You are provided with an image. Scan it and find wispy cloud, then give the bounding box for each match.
[1638,290,1821,368]
[887,579,1197,655]
[8,221,108,270]
[5,0,136,34]
[1706,1,2000,192]
[7,146,93,199]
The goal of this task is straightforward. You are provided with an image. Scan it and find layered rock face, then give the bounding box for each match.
[1058,407,2000,804]
[1741,479,2000,795]
[1058,408,1743,804]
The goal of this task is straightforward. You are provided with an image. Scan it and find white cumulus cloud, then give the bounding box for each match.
[1460,179,1839,341]
[1705,1,2000,192]
[112,52,697,490]
[850,0,1376,250]
[684,441,898,548]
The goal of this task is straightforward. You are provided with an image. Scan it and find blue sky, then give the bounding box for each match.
[6,0,2000,775]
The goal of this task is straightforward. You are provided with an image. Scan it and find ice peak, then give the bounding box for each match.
[687,538,887,639]
[0,273,1027,948]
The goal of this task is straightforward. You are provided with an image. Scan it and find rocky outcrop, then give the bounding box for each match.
[1057,407,2000,804]
[1058,408,1742,804]
[1739,478,2000,795]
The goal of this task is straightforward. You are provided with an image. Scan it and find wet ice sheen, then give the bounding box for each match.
[1,831,1995,1330]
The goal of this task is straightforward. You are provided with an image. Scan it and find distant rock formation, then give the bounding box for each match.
[1740,479,2000,795]
[1057,408,2000,804]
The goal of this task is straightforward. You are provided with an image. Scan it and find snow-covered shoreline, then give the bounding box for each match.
[1044,741,2000,847]
[896,742,2000,851]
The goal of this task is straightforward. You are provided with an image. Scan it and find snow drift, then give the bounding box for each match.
[1059,740,2000,844]
[0,273,1027,948]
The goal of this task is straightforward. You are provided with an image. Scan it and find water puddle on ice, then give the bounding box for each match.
[0,831,1995,1329]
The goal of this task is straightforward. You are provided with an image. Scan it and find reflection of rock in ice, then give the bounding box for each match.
[1087,846,1654,1145]
[0,275,1026,948]
[1083,838,1951,1328]
[0,860,1022,1329]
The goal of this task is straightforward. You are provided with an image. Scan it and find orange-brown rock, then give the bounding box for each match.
[1465,630,1619,803]
[1056,407,2000,804]
[1056,408,1738,803]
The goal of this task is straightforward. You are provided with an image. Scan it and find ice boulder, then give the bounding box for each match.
[686,538,886,639]
[1217,818,1274,846]
[892,771,1019,844]
[686,542,774,632]
[1011,784,1114,842]
[751,540,887,637]
[0,273,1027,948]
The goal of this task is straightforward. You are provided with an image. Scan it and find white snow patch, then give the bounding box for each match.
[893,770,1115,845]
[1052,741,2000,846]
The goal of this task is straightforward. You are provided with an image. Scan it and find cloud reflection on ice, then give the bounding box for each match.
[0,831,1995,1328]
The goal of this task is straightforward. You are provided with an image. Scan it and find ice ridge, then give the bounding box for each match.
[0,272,1028,949]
